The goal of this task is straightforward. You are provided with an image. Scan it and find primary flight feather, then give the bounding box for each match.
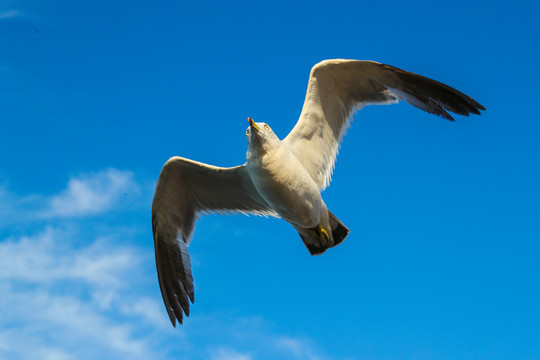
[152,59,485,326]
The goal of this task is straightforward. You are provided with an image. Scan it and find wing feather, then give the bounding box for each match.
[284,59,485,189]
[152,156,276,326]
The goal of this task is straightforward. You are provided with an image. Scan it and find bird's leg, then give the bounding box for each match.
[310,225,329,246]
[320,226,329,243]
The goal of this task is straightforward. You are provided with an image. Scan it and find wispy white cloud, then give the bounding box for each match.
[209,347,252,360]
[1,168,143,224]
[0,10,21,20]
[0,227,162,360]
[188,314,332,360]
[0,228,138,286]
[0,224,337,360]
[275,336,323,360]
[45,169,140,217]
[0,168,340,360]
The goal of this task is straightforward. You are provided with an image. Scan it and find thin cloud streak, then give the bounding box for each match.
[0,10,21,20]
[0,228,139,286]
[1,169,143,225]
[45,169,140,217]
[276,336,323,360]
[209,347,253,360]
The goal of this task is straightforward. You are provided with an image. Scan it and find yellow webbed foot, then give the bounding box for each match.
[319,225,330,242]
[319,226,329,245]
[309,225,330,247]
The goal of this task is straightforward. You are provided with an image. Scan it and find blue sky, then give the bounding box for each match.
[1,0,539,359]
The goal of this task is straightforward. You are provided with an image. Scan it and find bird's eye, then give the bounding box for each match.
[264,124,270,130]
[246,129,249,136]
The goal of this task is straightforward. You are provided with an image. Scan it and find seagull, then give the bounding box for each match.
[152,59,485,326]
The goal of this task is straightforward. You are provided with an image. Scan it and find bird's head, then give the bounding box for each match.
[246,117,279,152]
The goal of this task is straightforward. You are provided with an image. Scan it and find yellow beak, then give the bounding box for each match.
[248,117,260,132]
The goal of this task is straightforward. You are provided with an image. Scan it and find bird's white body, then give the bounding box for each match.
[245,123,326,231]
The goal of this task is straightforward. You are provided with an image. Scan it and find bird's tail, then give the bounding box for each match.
[328,210,350,247]
[299,210,350,256]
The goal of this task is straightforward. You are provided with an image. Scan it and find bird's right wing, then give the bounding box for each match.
[151,156,277,326]
[284,59,485,190]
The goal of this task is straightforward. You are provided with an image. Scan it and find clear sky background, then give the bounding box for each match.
[1,0,539,359]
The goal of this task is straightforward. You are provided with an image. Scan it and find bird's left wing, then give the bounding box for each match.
[152,156,277,326]
[284,59,485,189]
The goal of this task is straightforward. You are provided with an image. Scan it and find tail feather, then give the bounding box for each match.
[299,210,350,256]
[299,233,327,255]
[328,210,350,247]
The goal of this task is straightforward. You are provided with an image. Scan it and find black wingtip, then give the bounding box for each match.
[387,63,486,121]
[167,308,177,327]
[441,111,455,121]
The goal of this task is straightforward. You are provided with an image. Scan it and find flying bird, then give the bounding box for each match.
[152,59,485,326]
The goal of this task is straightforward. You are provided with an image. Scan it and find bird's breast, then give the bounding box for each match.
[247,147,322,228]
